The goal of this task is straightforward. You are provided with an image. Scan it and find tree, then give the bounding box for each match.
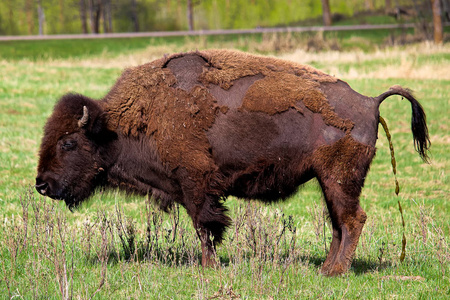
[37,0,45,35]
[385,0,392,13]
[187,0,194,31]
[321,0,332,26]
[26,0,34,34]
[131,0,139,32]
[88,0,102,33]
[431,0,443,44]
[80,0,88,34]
[102,0,113,33]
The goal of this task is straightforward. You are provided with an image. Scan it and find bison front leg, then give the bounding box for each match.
[318,179,367,276]
[196,225,218,267]
[181,183,231,267]
[192,200,231,267]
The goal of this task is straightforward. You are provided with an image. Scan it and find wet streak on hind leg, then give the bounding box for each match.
[313,135,375,275]
[318,178,367,275]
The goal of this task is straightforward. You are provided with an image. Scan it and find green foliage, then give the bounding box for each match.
[0,0,424,35]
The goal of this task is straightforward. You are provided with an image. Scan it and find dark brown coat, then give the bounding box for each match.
[36,50,429,275]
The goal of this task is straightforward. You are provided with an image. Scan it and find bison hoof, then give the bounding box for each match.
[320,263,347,276]
[202,255,218,268]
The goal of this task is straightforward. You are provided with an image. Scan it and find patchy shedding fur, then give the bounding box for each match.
[199,49,337,87]
[104,49,353,175]
[200,50,352,131]
[313,134,376,198]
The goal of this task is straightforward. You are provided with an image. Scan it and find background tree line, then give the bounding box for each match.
[0,0,447,37]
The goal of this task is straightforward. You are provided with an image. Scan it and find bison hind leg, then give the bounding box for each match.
[321,200,367,276]
[315,174,369,276]
[313,136,375,275]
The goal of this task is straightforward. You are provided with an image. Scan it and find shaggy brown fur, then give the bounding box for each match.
[103,57,217,177]
[36,49,430,276]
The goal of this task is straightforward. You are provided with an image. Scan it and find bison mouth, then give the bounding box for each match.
[35,177,89,210]
[35,177,65,200]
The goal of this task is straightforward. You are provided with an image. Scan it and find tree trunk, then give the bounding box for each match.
[37,0,45,35]
[88,0,95,33]
[80,0,88,34]
[59,0,64,31]
[385,0,392,13]
[131,0,140,32]
[107,0,113,32]
[94,3,101,33]
[431,0,443,44]
[102,0,111,33]
[8,2,15,34]
[88,0,102,34]
[321,0,332,26]
[26,0,34,35]
[187,0,194,31]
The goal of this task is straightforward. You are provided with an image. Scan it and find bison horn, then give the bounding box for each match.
[78,106,89,128]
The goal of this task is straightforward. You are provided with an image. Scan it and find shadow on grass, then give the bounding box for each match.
[305,255,391,275]
[84,242,390,277]
[83,243,202,268]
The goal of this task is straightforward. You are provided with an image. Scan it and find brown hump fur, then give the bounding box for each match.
[103,57,217,176]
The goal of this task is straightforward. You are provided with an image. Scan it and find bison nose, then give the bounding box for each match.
[35,178,49,196]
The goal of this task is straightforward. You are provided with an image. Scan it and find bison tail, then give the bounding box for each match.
[375,85,431,162]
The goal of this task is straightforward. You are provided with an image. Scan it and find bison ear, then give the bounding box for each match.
[57,93,112,138]
[89,112,110,137]
[81,106,114,141]
[80,106,109,137]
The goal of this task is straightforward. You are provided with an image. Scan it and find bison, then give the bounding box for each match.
[36,49,429,276]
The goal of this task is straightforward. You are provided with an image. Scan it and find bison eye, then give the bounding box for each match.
[61,140,77,151]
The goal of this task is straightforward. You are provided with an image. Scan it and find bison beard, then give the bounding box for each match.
[36,50,430,276]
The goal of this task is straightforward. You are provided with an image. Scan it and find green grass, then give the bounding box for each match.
[0,37,182,61]
[0,27,438,60]
[0,37,449,299]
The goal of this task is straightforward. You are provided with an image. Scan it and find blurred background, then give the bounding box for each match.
[0,0,448,43]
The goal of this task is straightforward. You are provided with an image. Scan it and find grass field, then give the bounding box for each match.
[0,33,449,299]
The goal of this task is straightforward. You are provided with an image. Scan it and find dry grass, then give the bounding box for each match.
[281,42,450,79]
[7,40,449,82]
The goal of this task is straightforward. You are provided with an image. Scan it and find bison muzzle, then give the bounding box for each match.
[36,50,430,276]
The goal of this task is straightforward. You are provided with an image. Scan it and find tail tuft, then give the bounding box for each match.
[375,86,431,162]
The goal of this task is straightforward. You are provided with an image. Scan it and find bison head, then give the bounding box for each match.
[36,94,117,209]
